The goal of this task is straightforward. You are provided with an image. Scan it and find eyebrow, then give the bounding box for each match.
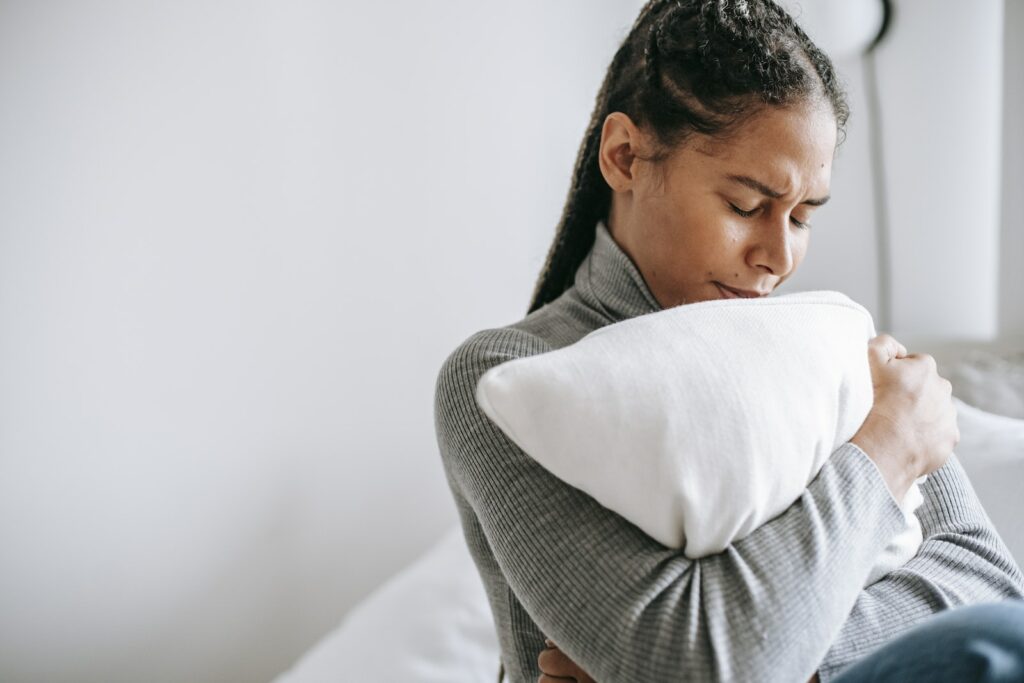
[727,174,831,206]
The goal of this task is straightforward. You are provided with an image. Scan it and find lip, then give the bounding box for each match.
[713,282,769,299]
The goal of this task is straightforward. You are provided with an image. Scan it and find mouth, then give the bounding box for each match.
[713,282,769,299]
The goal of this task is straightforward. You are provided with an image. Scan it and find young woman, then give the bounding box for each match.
[434,1,1024,681]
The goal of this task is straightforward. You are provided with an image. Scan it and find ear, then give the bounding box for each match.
[597,112,645,193]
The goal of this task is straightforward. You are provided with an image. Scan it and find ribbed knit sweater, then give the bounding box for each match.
[433,221,1024,683]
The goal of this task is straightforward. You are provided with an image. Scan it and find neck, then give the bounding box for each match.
[606,193,639,271]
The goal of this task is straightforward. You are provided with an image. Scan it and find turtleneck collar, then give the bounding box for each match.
[572,220,663,322]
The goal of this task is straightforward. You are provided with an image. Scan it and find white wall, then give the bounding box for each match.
[0,1,1016,682]
[875,0,1004,341]
[0,1,644,681]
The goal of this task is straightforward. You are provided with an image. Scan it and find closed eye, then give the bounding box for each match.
[729,203,757,218]
[731,202,812,229]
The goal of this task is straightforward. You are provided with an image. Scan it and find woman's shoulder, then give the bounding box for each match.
[436,324,551,398]
[434,293,596,419]
[432,324,552,462]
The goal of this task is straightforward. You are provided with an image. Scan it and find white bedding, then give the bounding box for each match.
[273,528,499,683]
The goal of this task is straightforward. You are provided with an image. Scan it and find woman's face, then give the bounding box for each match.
[599,101,837,308]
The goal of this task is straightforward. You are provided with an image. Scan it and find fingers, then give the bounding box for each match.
[868,334,908,364]
[538,645,576,678]
[538,641,595,682]
[903,352,937,373]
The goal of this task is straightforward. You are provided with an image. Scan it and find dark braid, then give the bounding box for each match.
[527,0,849,314]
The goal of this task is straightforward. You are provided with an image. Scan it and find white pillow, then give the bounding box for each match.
[951,396,1024,566]
[953,396,1024,463]
[476,290,923,582]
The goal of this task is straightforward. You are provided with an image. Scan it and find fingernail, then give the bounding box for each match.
[544,638,554,647]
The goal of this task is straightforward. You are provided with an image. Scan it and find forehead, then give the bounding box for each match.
[672,103,837,195]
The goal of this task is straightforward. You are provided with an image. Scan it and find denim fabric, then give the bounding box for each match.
[833,601,1024,682]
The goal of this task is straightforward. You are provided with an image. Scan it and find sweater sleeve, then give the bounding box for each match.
[435,327,908,683]
[817,453,1024,681]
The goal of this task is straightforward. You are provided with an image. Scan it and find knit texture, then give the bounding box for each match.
[433,222,1024,683]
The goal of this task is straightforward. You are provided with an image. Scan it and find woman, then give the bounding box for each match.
[433,1,1024,681]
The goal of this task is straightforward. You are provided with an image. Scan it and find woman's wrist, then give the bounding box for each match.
[849,426,915,502]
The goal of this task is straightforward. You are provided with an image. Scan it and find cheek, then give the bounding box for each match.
[696,220,746,257]
[648,201,741,273]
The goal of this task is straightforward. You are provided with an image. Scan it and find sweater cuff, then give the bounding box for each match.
[841,441,908,515]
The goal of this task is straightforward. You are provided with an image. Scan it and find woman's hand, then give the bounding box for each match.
[537,638,820,682]
[850,334,959,501]
[538,639,597,683]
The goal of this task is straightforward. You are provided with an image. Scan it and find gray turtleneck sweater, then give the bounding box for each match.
[433,221,1024,683]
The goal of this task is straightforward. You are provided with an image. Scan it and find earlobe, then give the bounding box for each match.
[598,112,639,193]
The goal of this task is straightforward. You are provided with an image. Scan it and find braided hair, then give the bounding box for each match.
[527,0,849,314]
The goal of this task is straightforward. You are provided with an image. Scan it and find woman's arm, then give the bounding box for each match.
[435,327,907,683]
[816,453,1024,681]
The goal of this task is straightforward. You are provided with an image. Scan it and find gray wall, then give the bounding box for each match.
[1000,0,1024,338]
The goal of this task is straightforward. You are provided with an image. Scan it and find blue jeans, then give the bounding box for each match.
[832,600,1024,682]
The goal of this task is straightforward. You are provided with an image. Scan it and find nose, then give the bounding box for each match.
[747,214,795,277]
